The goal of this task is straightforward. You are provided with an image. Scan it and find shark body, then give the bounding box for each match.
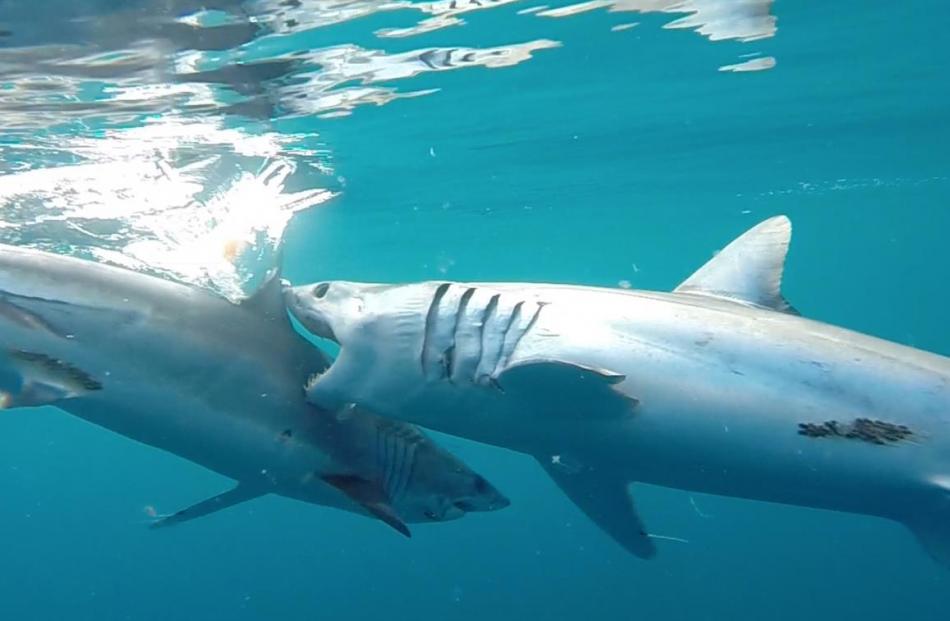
[0,243,508,535]
[286,216,950,565]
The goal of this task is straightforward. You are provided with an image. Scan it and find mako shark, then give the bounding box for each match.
[0,244,508,536]
[285,216,950,566]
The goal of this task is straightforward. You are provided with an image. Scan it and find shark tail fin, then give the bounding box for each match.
[904,478,950,570]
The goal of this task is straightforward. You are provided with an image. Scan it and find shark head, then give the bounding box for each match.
[402,440,511,522]
[284,281,375,345]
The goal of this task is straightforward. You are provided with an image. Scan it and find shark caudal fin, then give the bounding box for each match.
[675,215,798,314]
[903,478,950,570]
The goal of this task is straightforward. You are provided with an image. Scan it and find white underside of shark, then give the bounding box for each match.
[0,244,508,537]
[286,216,950,566]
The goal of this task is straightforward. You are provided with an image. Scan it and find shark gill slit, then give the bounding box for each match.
[446,287,476,379]
[420,283,451,374]
[497,302,544,371]
[492,301,524,375]
[395,437,417,503]
[390,432,409,503]
[389,425,419,503]
[387,431,405,502]
[465,293,498,381]
[377,425,397,500]
[523,302,546,336]
[477,293,510,383]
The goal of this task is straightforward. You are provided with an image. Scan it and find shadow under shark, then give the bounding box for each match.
[0,243,509,536]
[286,216,950,567]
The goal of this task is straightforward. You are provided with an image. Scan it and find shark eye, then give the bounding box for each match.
[312,283,330,299]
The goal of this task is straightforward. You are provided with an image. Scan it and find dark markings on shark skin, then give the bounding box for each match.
[10,350,102,391]
[798,418,913,445]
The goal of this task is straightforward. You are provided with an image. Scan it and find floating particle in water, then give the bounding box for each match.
[143,505,158,518]
[618,279,632,289]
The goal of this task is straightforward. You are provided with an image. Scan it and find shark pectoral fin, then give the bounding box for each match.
[321,474,412,538]
[537,457,656,559]
[149,482,268,530]
[0,296,67,338]
[674,215,799,314]
[0,292,144,335]
[496,359,636,418]
[0,350,102,409]
[903,478,950,570]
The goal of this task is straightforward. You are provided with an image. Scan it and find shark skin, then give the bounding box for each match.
[286,216,950,566]
[0,243,508,535]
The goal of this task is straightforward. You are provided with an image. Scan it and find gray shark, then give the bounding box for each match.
[285,216,950,566]
[0,243,508,536]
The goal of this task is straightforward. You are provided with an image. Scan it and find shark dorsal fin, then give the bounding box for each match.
[674,215,797,314]
[240,262,287,321]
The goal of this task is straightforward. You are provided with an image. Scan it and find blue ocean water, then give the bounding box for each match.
[1,1,949,619]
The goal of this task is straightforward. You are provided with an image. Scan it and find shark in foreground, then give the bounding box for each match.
[285,216,950,566]
[0,244,508,536]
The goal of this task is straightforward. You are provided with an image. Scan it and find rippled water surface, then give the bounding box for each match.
[2,1,949,619]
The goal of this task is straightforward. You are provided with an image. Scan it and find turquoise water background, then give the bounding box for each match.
[2,0,950,619]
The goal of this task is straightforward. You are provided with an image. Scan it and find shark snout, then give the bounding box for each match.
[461,476,511,514]
[284,284,339,342]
